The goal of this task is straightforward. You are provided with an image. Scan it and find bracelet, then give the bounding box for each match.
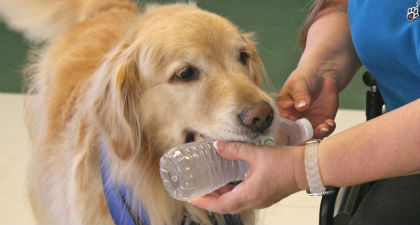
[304,139,335,196]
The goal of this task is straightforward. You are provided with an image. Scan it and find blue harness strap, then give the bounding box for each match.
[100,148,243,225]
[210,213,243,225]
[100,150,150,225]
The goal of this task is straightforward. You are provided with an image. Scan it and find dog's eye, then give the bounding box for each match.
[239,51,249,65]
[172,66,198,82]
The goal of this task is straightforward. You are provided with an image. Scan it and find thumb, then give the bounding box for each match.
[215,141,257,162]
[289,80,312,112]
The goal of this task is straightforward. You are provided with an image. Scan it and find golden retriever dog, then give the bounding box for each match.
[0,0,280,224]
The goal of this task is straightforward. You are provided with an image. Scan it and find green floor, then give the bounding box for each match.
[0,0,365,109]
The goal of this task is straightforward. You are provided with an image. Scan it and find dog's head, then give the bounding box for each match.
[88,3,277,224]
[93,3,278,159]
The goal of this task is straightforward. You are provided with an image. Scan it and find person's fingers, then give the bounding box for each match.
[189,196,231,214]
[189,183,249,214]
[215,141,259,162]
[313,119,336,139]
[326,119,336,131]
[191,141,262,214]
[201,184,236,198]
[190,142,266,214]
[276,96,300,121]
[289,81,312,112]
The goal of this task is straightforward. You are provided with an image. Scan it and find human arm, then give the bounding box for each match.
[277,0,361,139]
[312,99,420,188]
[190,99,420,214]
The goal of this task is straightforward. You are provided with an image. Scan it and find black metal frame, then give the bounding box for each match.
[318,72,384,225]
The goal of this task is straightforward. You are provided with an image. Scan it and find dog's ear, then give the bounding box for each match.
[93,54,143,160]
[113,58,143,159]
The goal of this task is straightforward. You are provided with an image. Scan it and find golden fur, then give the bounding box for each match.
[0,0,280,224]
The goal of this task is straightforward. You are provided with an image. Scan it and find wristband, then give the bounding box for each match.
[304,139,335,196]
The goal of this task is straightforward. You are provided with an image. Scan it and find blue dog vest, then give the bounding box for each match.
[100,149,243,225]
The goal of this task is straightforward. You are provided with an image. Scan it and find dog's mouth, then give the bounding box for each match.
[183,122,271,144]
[184,131,208,143]
[184,130,249,144]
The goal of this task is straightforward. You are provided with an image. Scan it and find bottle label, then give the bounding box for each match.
[263,138,275,146]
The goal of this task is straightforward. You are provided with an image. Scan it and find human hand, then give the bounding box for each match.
[189,141,306,214]
[277,66,338,139]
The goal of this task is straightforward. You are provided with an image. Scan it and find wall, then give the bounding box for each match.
[0,0,365,109]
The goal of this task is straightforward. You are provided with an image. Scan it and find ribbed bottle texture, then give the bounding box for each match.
[159,140,249,201]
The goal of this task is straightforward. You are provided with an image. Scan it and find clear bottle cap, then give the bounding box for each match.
[295,118,313,142]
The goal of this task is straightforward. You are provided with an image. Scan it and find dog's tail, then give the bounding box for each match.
[0,0,107,42]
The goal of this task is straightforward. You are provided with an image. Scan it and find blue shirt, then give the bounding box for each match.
[348,0,420,111]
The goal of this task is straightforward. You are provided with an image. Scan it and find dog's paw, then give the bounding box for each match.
[407,6,419,21]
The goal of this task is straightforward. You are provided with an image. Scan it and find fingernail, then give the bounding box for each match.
[327,122,334,126]
[321,127,329,132]
[213,141,226,152]
[297,100,307,109]
[213,141,219,150]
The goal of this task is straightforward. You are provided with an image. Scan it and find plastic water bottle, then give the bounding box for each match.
[275,117,314,146]
[159,139,248,201]
[159,118,313,201]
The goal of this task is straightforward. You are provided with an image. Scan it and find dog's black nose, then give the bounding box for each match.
[239,101,274,134]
